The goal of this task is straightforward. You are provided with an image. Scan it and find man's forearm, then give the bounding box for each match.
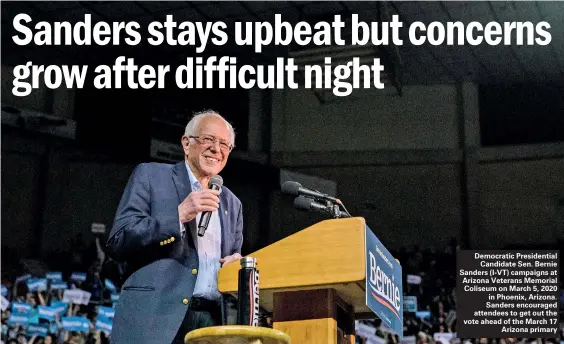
[106,164,178,261]
[106,215,176,261]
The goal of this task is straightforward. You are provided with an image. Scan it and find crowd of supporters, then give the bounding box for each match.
[2,234,562,344]
[1,236,121,344]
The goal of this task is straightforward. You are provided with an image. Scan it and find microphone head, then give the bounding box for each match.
[209,175,224,188]
[281,181,301,195]
[293,196,313,211]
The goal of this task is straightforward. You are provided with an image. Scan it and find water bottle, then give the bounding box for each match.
[236,257,260,326]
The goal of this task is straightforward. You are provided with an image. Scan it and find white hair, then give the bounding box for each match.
[184,110,235,147]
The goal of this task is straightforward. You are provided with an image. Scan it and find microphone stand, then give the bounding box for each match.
[295,196,351,219]
[327,200,351,219]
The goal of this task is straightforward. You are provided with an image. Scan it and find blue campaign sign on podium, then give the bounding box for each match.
[365,226,403,338]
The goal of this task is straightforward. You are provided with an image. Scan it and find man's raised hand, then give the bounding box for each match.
[178,189,220,223]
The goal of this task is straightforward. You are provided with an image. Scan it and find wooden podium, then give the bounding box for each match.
[218,217,377,344]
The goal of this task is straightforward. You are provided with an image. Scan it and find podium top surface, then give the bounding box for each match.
[184,325,291,344]
[218,217,370,313]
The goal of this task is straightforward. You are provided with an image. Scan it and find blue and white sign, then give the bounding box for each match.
[415,311,431,320]
[62,316,91,332]
[70,272,87,282]
[37,306,58,321]
[403,296,417,312]
[27,278,48,292]
[46,272,62,280]
[95,315,113,333]
[406,275,422,285]
[27,324,49,337]
[365,226,403,338]
[50,301,69,315]
[104,279,116,291]
[98,306,115,318]
[51,280,68,290]
[7,314,29,326]
[11,302,33,314]
[16,274,31,283]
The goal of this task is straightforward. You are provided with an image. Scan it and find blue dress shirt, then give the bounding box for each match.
[183,161,222,301]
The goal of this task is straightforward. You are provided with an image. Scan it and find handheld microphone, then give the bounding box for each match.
[198,175,223,237]
[281,181,339,203]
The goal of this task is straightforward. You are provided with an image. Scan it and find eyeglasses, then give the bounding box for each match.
[189,135,233,152]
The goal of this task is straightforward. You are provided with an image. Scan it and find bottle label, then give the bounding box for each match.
[250,269,260,326]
